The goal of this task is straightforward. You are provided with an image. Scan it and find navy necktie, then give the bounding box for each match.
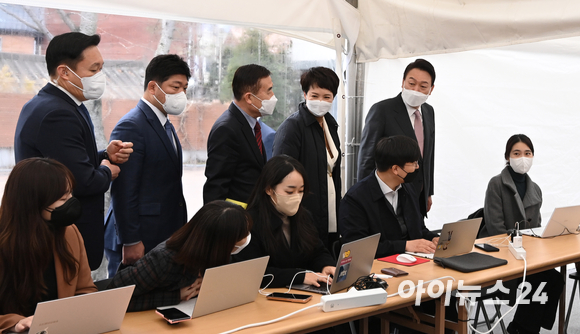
[165,120,177,154]
[79,103,95,135]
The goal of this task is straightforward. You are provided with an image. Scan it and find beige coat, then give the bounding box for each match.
[0,225,96,332]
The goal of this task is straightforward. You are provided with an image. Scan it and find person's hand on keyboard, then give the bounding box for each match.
[304,271,332,287]
[405,239,436,254]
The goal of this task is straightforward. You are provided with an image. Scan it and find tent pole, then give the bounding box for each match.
[345,56,365,190]
[343,0,365,191]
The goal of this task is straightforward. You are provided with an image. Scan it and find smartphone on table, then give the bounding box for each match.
[156,307,191,324]
[267,292,312,303]
[474,243,499,252]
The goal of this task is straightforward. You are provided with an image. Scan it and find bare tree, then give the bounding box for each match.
[155,19,176,56]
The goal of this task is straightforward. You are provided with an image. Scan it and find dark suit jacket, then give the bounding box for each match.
[108,241,198,312]
[14,83,112,269]
[233,208,335,288]
[203,103,266,204]
[272,102,341,243]
[338,173,437,258]
[105,100,187,254]
[357,93,435,215]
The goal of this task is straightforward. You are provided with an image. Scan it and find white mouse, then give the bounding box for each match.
[396,254,417,263]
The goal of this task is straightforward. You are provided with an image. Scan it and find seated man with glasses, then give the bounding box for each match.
[339,135,439,258]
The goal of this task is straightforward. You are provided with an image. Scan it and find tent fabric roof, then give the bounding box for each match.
[4,0,580,62]
[356,0,580,62]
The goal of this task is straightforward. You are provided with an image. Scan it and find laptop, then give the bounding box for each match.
[407,218,482,260]
[23,285,134,334]
[289,233,380,295]
[520,205,580,238]
[157,256,269,319]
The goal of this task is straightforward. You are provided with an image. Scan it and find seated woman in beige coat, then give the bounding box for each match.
[0,158,96,333]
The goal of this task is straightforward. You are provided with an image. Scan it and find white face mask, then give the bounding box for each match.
[65,66,106,100]
[401,87,430,108]
[251,94,278,116]
[306,99,333,117]
[510,157,533,174]
[153,82,188,115]
[271,191,303,217]
[231,233,251,255]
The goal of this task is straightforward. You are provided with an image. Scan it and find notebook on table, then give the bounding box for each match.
[157,256,269,319]
[289,233,380,295]
[520,205,580,238]
[23,285,134,334]
[407,218,482,260]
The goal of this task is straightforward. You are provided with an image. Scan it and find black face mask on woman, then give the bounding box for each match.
[46,197,82,228]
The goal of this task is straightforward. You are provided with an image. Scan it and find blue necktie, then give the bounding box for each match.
[165,120,177,154]
[79,103,95,135]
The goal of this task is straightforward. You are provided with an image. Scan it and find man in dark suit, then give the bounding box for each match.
[104,55,190,277]
[358,59,436,217]
[203,64,275,204]
[339,136,439,258]
[14,32,133,270]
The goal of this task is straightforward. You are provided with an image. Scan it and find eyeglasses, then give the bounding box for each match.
[405,162,419,168]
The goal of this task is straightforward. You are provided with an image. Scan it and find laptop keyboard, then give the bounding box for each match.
[290,282,331,295]
[406,252,434,259]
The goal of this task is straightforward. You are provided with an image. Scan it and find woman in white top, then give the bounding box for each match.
[272,67,341,250]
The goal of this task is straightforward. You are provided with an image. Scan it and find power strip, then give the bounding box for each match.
[508,242,526,260]
[320,288,387,312]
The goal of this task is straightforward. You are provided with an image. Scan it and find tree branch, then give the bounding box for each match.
[57,9,78,32]
[23,6,53,40]
[0,7,41,33]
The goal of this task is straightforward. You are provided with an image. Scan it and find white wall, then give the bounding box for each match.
[364,36,580,231]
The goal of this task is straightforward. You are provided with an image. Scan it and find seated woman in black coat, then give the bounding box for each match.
[234,155,336,288]
[109,200,252,311]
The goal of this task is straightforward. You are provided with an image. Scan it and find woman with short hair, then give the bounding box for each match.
[273,67,341,250]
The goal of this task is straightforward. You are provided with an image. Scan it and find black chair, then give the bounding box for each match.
[564,271,580,334]
[94,278,113,291]
[472,290,508,333]
[467,207,486,238]
[465,208,508,333]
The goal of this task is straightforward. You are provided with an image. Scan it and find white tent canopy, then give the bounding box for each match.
[6,0,580,229]
[8,0,580,62]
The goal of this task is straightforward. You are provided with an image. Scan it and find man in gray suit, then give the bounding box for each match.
[358,59,436,216]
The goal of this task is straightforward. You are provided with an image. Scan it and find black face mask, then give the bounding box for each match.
[47,197,82,228]
[397,166,418,184]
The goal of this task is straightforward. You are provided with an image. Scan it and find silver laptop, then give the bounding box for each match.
[407,218,482,259]
[157,256,269,319]
[289,233,380,295]
[520,205,580,238]
[24,285,134,334]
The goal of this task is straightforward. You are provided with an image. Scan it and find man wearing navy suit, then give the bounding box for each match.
[339,136,439,258]
[358,59,436,217]
[203,64,275,204]
[14,32,133,270]
[104,55,190,276]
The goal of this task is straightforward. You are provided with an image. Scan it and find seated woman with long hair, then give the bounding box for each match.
[234,155,335,288]
[108,200,252,311]
[0,158,96,333]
